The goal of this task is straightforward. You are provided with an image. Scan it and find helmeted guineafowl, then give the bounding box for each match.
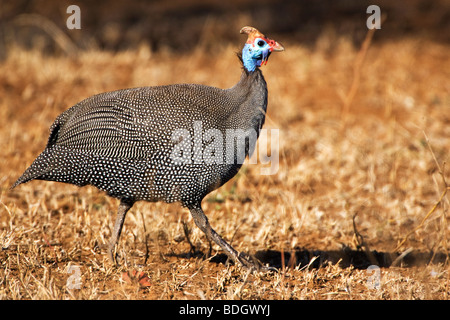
[12,26,284,270]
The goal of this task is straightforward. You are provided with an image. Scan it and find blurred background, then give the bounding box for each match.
[1,0,449,57]
[1,0,450,299]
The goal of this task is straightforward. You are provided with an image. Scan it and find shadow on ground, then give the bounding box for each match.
[180,247,449,270]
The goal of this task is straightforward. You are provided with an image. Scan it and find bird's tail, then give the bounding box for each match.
[11,149,54,189]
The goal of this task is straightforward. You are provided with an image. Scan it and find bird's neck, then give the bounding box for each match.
[227,68,268,133]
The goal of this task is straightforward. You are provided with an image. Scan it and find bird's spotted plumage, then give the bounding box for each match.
[12,26,284,270]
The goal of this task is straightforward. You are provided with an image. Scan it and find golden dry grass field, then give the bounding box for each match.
[1,12,450,300]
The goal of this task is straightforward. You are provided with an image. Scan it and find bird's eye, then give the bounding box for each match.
[257,40,265,47]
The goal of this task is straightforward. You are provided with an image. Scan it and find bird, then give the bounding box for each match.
[12,26,284,270]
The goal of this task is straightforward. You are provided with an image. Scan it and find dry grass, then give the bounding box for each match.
[1,29,449,300]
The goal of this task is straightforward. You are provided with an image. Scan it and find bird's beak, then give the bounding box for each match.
[268,39,285,52]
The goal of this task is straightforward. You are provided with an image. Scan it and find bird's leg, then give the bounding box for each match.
[182,219,197,256]
[187,203,267,272]
[108,199,134,265]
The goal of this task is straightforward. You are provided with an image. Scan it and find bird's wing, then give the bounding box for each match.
[50,92,159,159]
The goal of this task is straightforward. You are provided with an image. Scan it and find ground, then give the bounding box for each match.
[0,26,449,300]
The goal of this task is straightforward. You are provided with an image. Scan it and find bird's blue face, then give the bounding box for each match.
[242,38,273,72]
[241,33,284,72]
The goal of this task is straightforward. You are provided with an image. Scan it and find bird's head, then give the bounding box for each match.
[240,26,284,72]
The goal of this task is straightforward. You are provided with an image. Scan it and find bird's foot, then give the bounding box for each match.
[237,252,276,273]
[108,244,121,267]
